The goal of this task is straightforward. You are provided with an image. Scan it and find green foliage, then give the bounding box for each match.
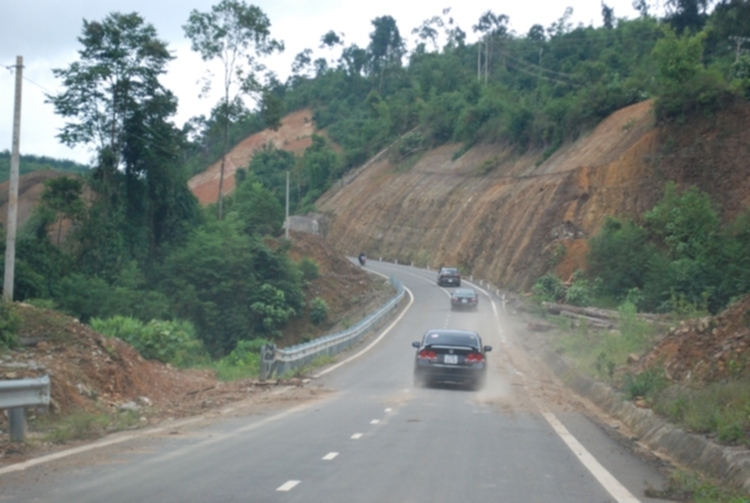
[54,272,171,324]
[0,151,89,184]
[250,283,297,336]
[309,297,329,325]
[587,217,657,299]
[654,380,750,446]
[652,28,733,121]
[227,175,284,236]
[214,338,269,380]
[183,0,283,218]
[623,368,667,400]
[91,316,207,367]
[564,273,595,306]
[0,302,21,349]
[531,273,565,302]
[157,218,303,355]
[297,257,320,282]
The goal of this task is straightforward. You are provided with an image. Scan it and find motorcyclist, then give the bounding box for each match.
[358,252,366,266]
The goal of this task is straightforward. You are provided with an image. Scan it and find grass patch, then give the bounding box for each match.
[653,380,750,445]
[552,302,660,383]
[646,469,750,503]
[35,409,142,444]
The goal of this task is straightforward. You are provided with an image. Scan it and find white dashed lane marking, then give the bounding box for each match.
[276,480,300,492]
[351,433,363,439]
[370,419,380,424]
[322,452,339,461]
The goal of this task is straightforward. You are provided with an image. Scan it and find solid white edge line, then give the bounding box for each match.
[276,480,301,492]
[478,272,639,502]
[542,412,641,502]
[311,286,415,378]
[0,427,165,476]
[322,452,339,461]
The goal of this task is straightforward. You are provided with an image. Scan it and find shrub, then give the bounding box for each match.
[90,316,207,367]
[309,297,329,325]
[531,273,565,302]
[623,368,666,400]
[587,217,655,299]
[0,301,20,349]
[565,273,594,306]
[214,338,270,380]
[298,257,320,282]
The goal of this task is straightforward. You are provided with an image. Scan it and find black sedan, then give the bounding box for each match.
[437,267,461,286]
[412,329,492,390]
[450,288,478,311]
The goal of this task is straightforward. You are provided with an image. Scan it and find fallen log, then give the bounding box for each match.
[543,302,670,323]
[559,310,614,329]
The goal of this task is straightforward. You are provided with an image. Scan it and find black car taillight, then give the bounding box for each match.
[465,353,484,363]
[418,349,437,362]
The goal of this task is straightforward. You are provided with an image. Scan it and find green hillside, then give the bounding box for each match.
[0,150,89,184]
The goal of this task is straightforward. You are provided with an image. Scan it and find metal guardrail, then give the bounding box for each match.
[0,375,50,409]
[265,275,405,378]
[0,375,51,442]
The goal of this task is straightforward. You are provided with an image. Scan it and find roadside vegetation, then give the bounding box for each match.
[0,0,747,446]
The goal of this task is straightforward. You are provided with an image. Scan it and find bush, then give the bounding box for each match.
[309,297,329,325]
[0,301,20,349]
[298,257,320,282]
[90,316,207,367]
[531,273,565,302]
[214,338,271,380]
[587,218,655,299]
[565,273,595,306]
[623,368,667,400]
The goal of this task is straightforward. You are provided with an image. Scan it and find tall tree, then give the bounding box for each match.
[48,12,173,192]
[368,16,405,91]
[183,0,283,220]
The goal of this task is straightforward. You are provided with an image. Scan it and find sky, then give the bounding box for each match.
[0,0,645,165]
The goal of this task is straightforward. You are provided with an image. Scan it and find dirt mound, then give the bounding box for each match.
[188,109,317,205]
[635,295,750,384]
[2,305,229,418]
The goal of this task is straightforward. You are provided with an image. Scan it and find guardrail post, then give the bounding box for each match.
[9,407,26,442]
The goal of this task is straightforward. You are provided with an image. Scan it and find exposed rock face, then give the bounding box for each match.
[318,100,750,290]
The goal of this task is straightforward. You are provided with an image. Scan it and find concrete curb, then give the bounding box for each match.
[540,348,750,493]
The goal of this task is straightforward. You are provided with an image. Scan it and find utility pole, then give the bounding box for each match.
[285,170,289,240]
[3,56,23,302]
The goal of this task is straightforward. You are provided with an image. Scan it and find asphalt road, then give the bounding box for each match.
[0,260,671,503]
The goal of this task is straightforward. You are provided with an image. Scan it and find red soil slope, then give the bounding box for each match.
[188,109,316,205]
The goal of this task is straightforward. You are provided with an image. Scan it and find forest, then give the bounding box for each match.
[1,0,749,362]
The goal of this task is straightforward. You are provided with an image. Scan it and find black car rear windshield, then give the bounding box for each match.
[441,268,458,275]
[424,332,478,348]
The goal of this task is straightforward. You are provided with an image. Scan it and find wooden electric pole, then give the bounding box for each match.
[285,170,289,240]
[3,56,23,302]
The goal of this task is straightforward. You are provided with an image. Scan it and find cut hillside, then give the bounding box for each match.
[188,109,317,205]
[0,170,74,232]
[316,100,750,290]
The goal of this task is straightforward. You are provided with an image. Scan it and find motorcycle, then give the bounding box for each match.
[358,253,366,266]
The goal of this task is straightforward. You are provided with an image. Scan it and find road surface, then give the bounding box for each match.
[0,261,670,502]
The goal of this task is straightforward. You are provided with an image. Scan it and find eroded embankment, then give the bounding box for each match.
[318,100,750,290]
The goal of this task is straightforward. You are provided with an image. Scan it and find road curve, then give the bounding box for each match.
[0,261,671,503]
